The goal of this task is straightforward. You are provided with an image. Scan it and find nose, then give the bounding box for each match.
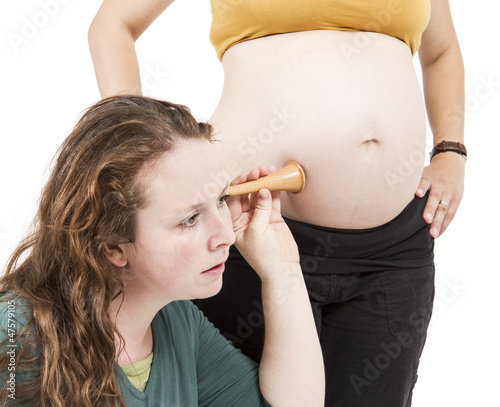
[208,205,235,251]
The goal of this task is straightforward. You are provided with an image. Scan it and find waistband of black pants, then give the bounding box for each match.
[283,193,435,274]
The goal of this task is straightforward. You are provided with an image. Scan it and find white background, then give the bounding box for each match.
[1,1,499,405]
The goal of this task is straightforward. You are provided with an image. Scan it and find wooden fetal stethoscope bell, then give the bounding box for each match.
[226,161,306,196]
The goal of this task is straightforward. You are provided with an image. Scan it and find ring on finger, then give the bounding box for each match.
[438,200,450,209]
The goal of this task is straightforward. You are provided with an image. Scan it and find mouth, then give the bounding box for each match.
[201,262,225,277]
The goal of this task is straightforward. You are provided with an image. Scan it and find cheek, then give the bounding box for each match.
[175,237,205,261]
[157,234,205,272]
[132,221,209,276]
[126,230,174,272]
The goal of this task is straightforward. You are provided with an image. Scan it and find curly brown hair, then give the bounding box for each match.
[0,95,213,406]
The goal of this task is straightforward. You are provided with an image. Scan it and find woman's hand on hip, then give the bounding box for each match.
[415,153,465,238]
[227,167,300,279]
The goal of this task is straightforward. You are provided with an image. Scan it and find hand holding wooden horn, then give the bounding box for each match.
[226,161,306,196]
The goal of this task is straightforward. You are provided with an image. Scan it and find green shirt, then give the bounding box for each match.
[1,295,270,406]
[117,300,270,406]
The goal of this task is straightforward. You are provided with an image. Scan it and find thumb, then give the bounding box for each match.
[249,189,272,230]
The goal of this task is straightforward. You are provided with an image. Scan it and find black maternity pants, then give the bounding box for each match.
[195,193,435,407]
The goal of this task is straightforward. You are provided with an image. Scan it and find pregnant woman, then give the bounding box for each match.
[89,1,465,405]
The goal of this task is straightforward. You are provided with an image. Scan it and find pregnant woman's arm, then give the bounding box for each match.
[88,0,173,98]
[416,0,465,238]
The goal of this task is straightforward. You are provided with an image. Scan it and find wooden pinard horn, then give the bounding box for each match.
[226,161,306,196]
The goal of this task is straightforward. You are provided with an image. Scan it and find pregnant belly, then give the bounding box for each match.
[210,31,427,228]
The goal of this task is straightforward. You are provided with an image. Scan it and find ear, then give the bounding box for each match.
[103,243,128,268]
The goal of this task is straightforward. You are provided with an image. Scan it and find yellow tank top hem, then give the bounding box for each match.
[210,0,431,61]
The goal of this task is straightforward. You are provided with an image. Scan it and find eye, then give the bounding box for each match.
[181,213,200,227]
[217,195,229,206]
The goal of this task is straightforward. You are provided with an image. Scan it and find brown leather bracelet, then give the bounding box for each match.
[430,140,467,161]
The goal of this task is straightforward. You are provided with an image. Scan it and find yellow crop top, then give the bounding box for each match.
[210,0,431,61]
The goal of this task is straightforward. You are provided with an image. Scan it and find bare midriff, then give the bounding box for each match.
[210,30,427,229]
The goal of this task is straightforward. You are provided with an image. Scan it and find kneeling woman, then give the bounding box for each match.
[0,96,323,406]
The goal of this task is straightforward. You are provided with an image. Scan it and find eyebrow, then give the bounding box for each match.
[176,181,230,216]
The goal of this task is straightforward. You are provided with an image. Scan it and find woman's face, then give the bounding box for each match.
[120,138,235,303]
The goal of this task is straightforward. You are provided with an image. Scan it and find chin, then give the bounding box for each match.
[199,277,224,300]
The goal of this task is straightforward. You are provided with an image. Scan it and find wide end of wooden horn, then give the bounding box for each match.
[226,161,306,196]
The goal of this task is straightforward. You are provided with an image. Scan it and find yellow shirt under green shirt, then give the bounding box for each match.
[120,352,154,392]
